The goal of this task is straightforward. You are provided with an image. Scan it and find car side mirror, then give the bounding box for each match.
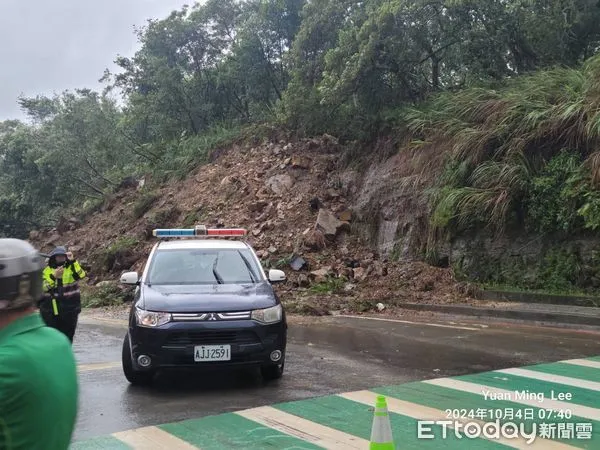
[268,269,286,283]
[120,271,139,285]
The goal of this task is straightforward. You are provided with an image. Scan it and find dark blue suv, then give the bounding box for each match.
[119,228,287,386]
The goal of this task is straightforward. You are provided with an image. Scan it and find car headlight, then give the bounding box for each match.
[135,308,171,327]
[251,304,282,324]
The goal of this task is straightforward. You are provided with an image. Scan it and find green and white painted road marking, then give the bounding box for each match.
[70,355,600,449]
[562,359,600,370]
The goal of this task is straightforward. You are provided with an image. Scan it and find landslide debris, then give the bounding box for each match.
[31,136,477,315]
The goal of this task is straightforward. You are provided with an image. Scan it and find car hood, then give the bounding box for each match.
[140,282,277,312]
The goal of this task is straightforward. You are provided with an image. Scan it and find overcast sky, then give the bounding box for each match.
[0,0,191,121]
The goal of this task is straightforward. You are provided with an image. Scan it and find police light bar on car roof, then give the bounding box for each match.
[152,225,247,238]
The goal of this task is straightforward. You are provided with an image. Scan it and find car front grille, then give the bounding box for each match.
[163,330,260,346]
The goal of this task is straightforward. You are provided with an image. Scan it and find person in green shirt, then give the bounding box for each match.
[0,238,79,450]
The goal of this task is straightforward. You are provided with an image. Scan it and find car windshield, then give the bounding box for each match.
[146,248,263,285]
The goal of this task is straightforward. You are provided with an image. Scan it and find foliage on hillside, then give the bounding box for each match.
[2,0,600,246]
[404,55,600,238]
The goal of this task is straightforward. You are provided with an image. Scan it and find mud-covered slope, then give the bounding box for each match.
[30,136,476,314]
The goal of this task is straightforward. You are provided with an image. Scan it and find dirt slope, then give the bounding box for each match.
[30,136,478,315]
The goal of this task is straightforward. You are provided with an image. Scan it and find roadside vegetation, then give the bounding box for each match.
[414,59,600,238]
[409,57,600,293]
[80,283,133,308]
[2,0,600,294]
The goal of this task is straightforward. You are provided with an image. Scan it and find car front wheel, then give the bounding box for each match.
[261,357,285,381]
[122,334,155,386]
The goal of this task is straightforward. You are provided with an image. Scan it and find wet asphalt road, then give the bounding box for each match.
[72,314,600,441]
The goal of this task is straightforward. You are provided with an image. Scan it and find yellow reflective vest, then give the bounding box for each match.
[42,261,86,314]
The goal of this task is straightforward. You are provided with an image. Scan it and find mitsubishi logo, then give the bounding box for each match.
[207,313,218,321]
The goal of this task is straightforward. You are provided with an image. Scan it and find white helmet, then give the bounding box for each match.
[0,239,44,311]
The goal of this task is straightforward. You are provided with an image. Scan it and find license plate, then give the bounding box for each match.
[194,344,231,362]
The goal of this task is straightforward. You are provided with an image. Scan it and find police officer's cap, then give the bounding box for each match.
[0,239,44,311]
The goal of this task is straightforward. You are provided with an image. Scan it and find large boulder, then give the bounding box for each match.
[315,209,348,238]
[266,174,294,195]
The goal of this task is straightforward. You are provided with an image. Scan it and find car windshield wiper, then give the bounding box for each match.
[237,251,257,283]
[212,256,224,284]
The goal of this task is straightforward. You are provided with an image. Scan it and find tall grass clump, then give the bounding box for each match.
[402,54,600,236]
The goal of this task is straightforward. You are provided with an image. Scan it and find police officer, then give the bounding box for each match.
[40,246,87,343]
[0,238,78,450]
